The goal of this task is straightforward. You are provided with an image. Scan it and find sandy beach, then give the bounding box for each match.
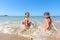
[0,33,32,40]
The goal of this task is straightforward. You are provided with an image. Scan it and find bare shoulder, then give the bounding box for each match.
[45,19,51,24]
[22,18,27,21]
[24,18,28,21]
[46,18,50,21]
[45,19,49,22]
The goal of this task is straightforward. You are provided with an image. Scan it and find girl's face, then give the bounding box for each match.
[44,14,49,19]
[25,14,29,18]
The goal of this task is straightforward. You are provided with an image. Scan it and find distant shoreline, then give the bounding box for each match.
[0,15,8,16]
[0,15,60,17]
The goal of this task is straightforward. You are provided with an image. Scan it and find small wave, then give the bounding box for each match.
[0,22,60,40]
[54,20,60,23]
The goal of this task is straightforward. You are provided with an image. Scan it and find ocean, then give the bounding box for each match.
[0,16,60,40]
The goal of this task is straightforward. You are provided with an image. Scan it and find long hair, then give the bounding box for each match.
[44,12,52,25]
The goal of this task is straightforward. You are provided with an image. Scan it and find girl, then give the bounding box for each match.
[43,12,57,31]
[38,12,57,31]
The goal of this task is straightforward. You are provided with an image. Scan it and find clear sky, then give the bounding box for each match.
[0,0,60,16]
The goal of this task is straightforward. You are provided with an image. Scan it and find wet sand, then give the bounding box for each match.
[0,33,32,40]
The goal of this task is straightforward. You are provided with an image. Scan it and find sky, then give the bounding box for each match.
[0,0,60,16]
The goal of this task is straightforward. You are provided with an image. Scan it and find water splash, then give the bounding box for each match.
[0,21,60,40]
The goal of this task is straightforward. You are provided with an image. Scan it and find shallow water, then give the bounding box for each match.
[0,16,60,40]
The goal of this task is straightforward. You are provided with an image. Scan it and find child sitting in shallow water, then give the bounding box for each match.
[38,12,57,31]
[21,12,31,32]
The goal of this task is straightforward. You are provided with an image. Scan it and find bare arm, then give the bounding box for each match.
[52,22,57,31]
[25,18,28,26]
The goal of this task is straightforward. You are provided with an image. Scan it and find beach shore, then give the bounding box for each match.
[0,33,32,40]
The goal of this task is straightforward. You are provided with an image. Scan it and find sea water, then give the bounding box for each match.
[0,16,60,40]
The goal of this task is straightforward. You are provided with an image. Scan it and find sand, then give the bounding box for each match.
[0,33,32,40]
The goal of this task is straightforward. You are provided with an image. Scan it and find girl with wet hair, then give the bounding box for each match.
[43,12,57,31]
